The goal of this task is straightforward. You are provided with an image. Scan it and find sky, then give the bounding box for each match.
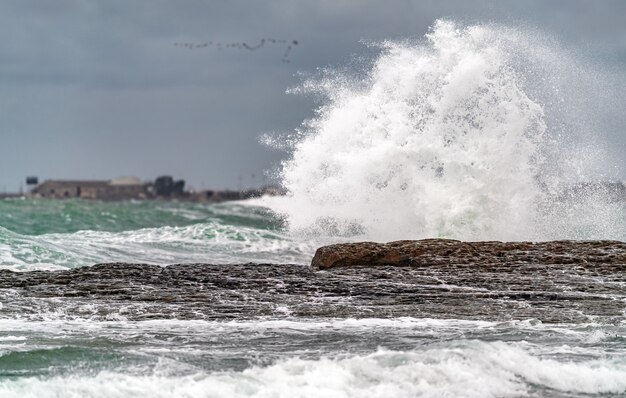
[1,0,625,192]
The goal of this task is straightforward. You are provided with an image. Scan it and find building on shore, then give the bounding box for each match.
[30,177,151,200]
[29,176,187,200]
[27,175,284,202]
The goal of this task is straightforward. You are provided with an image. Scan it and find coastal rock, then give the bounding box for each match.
[2,244,626,323]
[311,239,626,269]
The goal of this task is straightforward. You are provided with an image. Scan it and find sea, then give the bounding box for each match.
[1,20,626,397]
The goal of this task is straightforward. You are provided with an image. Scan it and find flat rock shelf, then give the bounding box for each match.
[1,239,625,324]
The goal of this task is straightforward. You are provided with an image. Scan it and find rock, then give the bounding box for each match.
[2,252,626,322]
[311,239,626,270]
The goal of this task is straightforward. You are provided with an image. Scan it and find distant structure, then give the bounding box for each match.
[153,176,186,197]
[195,185,285,203]
[31,177,153,200]
[27,175,284,202]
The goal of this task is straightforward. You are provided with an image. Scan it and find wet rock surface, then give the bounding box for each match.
[312,239,626,269]
[0,239,625,324]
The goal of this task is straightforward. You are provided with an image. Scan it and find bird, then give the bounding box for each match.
[173,37,299,62]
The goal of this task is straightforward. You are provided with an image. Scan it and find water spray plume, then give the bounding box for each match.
[270,20,625,241]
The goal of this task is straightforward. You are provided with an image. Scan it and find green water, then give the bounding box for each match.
[0,199,315,270]
[0,199,282,236]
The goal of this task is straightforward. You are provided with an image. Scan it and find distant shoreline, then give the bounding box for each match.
[1,188,284,203]
[7,175,285,203]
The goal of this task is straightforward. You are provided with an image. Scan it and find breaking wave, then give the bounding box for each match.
[0,201,320,270]
[271,20,626,241]
[0,342,624,398]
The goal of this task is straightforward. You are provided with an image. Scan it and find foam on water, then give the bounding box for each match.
[0,200,325,270]
[1,315,624,397]
[0,223,316,270]
[0,342,625,398]
[1,317,623,341]
[270,20,626,242]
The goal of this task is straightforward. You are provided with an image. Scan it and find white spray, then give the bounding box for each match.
[270,20,625,242]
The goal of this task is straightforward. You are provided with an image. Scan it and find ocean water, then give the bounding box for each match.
[0,199,321,271]
[1,20,626,397]
[0,198,625,397]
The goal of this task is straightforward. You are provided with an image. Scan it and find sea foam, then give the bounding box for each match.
[0,342,624,398]
[0,218,315,270]
[271,20,625,242]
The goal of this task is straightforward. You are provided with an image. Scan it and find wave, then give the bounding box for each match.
[0,199,281,236]
[0,342,624,397]
[0,217,317,271]
[270,20,626,242]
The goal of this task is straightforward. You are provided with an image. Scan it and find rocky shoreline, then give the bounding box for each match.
[0,239,625,323]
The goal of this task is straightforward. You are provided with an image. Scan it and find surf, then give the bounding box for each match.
[270,20,625,242]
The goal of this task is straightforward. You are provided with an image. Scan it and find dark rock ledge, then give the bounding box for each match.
[0,239,625,322]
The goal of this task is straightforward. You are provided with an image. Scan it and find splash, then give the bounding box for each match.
[272,20,625,241]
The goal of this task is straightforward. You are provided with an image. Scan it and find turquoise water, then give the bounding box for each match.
[0,199,320,270]
[0,198,281,236]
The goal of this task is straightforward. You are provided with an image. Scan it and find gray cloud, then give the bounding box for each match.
[1,0,625,191]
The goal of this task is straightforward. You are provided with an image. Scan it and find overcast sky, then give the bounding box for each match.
[1,0,625,192]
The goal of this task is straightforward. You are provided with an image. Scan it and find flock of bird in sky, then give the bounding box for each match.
[174,38,299,63]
